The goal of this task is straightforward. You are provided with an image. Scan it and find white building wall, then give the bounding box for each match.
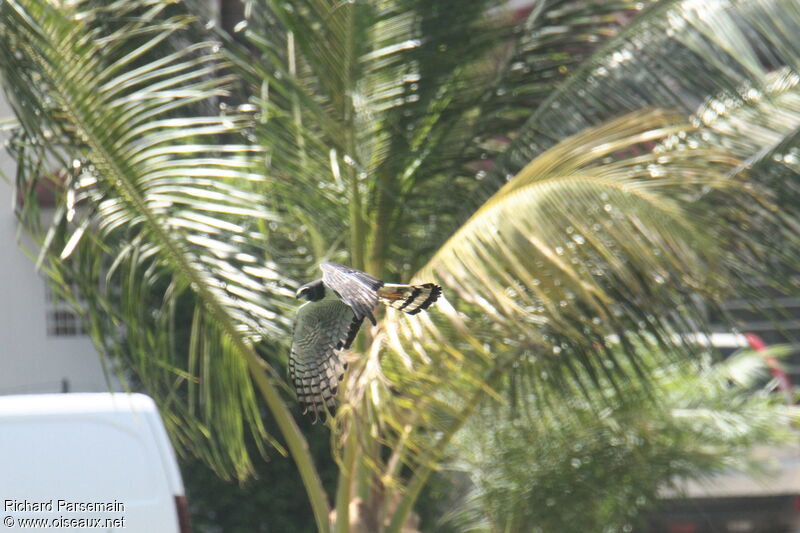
[0,95,111,395]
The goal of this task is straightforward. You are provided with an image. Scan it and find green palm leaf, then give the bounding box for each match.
[486,0,800,191]
[469,0,656,162]
[0,0,317,491]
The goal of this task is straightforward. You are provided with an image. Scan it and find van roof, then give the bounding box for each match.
[0,392,157,416]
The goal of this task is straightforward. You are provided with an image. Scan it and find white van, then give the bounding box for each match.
[0,393,190,532]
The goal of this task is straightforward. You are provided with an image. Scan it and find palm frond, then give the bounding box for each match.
[682,68,800,310]
[0,0,296,480]
[467,0,655,163]
[417,110,737,392]
[482,0,800,199]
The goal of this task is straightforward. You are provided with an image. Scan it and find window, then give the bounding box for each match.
[45,284,88,337]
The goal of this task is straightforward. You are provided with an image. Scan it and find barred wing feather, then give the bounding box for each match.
[378,283,442,314]
[289,299,361,422]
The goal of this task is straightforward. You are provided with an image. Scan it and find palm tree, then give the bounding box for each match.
[0,0,798,531]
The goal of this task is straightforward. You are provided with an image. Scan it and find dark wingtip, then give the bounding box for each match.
[410,283,441,314]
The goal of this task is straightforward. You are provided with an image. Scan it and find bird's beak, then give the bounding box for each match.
[295,289,303,299]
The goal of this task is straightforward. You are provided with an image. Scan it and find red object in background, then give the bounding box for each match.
[175,496,192,533]
[745,333,794,403]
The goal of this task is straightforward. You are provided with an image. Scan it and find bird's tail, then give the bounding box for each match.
[378,283,442,315]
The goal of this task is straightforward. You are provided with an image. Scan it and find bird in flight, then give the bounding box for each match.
[290,262,442,422]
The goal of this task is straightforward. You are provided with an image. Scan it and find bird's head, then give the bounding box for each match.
[296,279,325,301]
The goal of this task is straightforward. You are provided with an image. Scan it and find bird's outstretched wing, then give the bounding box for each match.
[289,299,362,422]
[320,262,383,325]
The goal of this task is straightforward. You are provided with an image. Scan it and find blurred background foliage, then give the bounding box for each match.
[436,349,797,533]
[0,0,799,531]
